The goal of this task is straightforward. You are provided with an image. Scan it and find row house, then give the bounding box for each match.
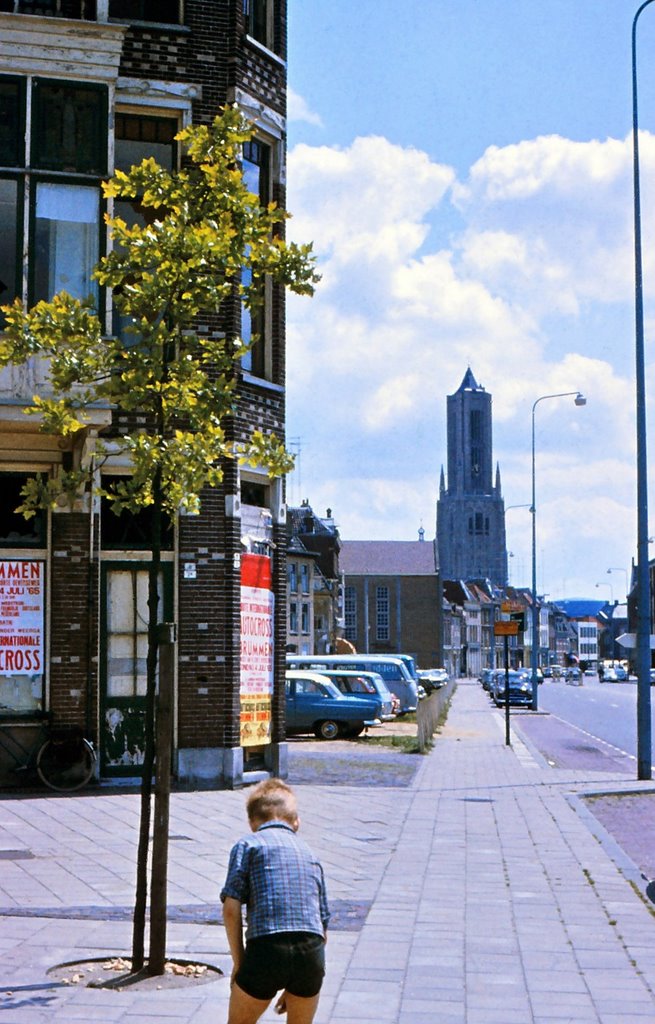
[0,0,293,789]
[286,501,342,656]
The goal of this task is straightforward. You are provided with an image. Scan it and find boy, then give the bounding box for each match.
[221,779,329,1024]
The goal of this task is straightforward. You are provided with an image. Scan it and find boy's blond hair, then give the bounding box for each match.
[246,779,298,825]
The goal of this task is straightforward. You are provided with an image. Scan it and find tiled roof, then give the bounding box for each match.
[340,540,437,576]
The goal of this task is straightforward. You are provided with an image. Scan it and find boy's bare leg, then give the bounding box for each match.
[284,992,320,1024]
[227,982,271,1024]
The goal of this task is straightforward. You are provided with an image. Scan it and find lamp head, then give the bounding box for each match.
[574,393,586,406]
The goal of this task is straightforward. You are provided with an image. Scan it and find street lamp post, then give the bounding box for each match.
[531,391,586,710]
[632,0,653,780]
[595,581,614,604]
[607,567,629,601]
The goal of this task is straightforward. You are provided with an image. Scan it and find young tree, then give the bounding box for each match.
[0,106,318,974]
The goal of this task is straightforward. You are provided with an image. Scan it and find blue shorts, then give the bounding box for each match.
[235,931,325,1001]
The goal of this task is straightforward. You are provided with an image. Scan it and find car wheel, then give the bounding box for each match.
[314,720,341,740]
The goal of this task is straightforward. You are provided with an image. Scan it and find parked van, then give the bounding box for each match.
[285,654,418,713]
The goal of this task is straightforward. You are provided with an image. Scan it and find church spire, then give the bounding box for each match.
[439,465,446,497]
[495,462,502,496]
[457,367,480,392]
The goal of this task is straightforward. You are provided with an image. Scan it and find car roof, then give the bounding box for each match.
[286,653,405,664]
[285,669,339,685]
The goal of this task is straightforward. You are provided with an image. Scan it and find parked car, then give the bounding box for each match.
[418,668,449,694]
[285,671,382,740]
[480,668,495,692]
[308,669,396,721]
[650,668,655,686]
[517,667,543,684]
[491,670,533,707]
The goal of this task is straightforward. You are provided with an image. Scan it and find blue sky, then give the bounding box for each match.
[283,1,655,601]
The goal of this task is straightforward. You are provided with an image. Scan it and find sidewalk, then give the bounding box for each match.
[2,680,655,1023]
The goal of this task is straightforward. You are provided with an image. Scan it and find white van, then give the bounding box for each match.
[285,654,418,713]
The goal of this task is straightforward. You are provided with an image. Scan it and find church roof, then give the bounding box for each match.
[340,540,437,575]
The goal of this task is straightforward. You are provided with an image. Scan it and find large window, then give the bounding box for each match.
[100,475,174,550]
[344,585,357,642]
[241,138,270,378]
[244,0,277,52]
[32,80,107,175]
[0,179,19,324]
[33,183,100,305]
[0,473,46,548]
[0,74,107,316]
[376,586,389,642]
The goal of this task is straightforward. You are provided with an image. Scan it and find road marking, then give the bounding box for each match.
[547,712,637,761]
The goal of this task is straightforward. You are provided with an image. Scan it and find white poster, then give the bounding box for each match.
[0,561,44,676]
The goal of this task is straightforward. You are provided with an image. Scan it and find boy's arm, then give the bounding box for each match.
[223,896,245,981]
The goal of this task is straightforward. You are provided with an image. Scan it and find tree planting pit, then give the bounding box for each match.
[47,956,225,991]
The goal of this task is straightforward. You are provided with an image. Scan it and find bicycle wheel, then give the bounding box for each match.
[36,736,95,792]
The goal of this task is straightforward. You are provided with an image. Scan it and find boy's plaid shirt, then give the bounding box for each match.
[221,821,330,940]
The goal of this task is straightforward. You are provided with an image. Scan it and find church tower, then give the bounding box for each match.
[437,369,508,585]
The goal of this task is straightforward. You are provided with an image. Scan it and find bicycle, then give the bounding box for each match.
[0,720,96,792]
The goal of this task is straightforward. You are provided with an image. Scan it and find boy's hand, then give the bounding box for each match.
[274,991,287,1014]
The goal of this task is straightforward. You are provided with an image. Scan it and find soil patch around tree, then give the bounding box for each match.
[47,956,225,992]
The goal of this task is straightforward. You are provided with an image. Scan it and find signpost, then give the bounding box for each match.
[494,619,519,745]
[616,633,655,650]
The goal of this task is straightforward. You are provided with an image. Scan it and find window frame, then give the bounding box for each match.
[29,176,103,310]
[0,75,26,169]
[375,585,389,642]
[289,600,298,634]
[31,78,108,177]
[0,173,23,323]
[0,74,108,318]
[344,585,357,642]
[243,0,277,53]
[240,136,272,380]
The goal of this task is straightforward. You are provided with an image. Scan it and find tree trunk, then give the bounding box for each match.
[148,621,175,974]
[131,466,163,971]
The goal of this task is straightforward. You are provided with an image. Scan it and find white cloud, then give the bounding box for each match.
[287,87,323,126]
[285,131,653,595]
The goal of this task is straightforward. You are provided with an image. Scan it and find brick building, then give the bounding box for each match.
[0,0,291,788]
[340,538,441,669]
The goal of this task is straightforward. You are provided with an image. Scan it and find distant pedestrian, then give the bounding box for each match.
[221,779,329,1024]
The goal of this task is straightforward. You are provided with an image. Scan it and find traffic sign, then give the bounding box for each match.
[494,620,519,636]
[501,601,523,613]
[616,632,655,649]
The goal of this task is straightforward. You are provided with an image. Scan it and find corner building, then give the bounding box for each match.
[437,369,508,587]
[0,1,290,788]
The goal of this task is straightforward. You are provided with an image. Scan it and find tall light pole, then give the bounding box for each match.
[607,567,629,600]
[531,391,586,710]
[632,0,653,780]
[595,581,614,604]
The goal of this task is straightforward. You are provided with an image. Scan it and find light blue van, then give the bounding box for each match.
[284,654,418,713]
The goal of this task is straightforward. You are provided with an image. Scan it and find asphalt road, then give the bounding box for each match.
[535,674,655,765]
